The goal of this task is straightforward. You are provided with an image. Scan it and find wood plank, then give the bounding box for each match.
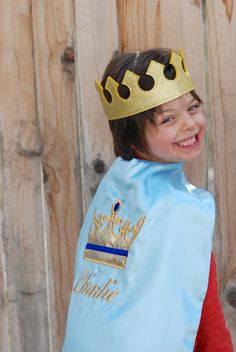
[117,0,161,51]
[0,1,49,351]
[205,0,236,347]
[117,0,207,188]
[31,1,83,350]
[75,0,119,210]
[0,152,9,351]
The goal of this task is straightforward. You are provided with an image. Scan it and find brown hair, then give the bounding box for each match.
[101,48,202,160]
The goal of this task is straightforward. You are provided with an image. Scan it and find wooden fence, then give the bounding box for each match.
[0,0,235,351]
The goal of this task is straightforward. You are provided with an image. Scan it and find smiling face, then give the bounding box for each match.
[135,93,206,163]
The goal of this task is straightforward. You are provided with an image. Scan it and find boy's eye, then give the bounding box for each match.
[189,103,200,112]
[161,116,175,124]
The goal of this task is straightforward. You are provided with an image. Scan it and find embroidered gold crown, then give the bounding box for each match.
[95,48,194,120]
[84,200,146,269]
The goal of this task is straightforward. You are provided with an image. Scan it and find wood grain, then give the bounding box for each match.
[31,1,82,350]
[117,0,207,188]
[74,0,119,210]
[0,1,49,351]
[205,0,236,347]
[0,153,9,351]
[117,0,161,51]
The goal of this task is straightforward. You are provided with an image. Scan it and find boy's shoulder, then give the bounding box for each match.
[177,178,215,214]
[96,157,215,213]
[175,183,216,233]
[182,181,215,205]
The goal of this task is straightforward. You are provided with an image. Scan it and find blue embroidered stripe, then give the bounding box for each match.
[86,243,128,257]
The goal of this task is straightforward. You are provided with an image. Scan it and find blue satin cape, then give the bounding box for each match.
[62,157,215,352]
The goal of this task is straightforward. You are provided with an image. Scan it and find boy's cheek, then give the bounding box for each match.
[199,113,206,126]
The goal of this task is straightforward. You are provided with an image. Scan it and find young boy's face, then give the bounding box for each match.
[136,93,206,163]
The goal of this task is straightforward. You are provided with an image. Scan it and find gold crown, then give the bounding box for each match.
[84,200,146,269]
[95,48,194,120]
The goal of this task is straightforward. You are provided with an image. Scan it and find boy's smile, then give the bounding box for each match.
[136,93,205,163]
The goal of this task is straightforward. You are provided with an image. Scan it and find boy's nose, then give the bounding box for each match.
[182,113,196,130]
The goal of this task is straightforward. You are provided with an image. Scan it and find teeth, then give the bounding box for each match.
[177,136,196,147]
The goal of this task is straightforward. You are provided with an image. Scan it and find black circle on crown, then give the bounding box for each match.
[118,84,130,99]
[163,64,176,80]
[103,88,112,103]
[138,74,155,91]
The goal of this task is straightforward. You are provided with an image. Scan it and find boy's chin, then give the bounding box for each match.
[181,150,203,162]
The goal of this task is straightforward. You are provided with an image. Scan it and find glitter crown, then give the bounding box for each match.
[95,48,194,120]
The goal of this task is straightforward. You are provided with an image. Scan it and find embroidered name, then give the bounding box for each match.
[74,270,119,303]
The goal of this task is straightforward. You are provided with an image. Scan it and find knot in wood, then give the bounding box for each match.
[61,47,75,75]
[226,287,236,308]
[93,158,106,174]
[61,47,75,64]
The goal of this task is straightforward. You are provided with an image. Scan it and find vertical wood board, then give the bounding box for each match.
[75,0,119,210]
[205,0,236,346]
[0,143,9,351]
[31,0,82,350]
[117,0,161,51]
[0,1,49,351]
